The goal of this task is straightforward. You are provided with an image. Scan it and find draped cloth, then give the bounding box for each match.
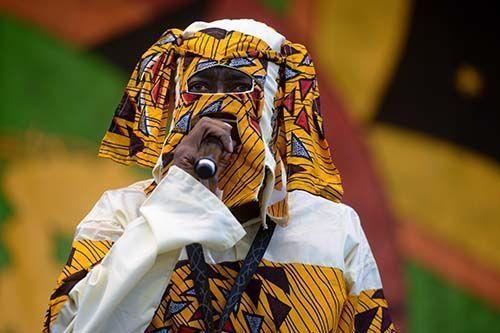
[97,19,343,225]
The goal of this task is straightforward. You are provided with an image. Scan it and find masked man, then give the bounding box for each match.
[43,19,395,333]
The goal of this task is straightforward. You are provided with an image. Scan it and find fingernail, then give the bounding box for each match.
[224,123,232,129]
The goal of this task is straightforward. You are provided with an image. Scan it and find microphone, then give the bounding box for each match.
[193,113,241,180]
[194,135,223,179]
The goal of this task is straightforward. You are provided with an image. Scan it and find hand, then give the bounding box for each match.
[173,117,234,180]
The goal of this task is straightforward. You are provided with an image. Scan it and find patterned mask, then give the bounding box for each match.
[159,55,269,218]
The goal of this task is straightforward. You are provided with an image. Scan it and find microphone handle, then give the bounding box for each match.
[195,136,223,179]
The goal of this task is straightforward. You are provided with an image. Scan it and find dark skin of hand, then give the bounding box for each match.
[172,66,253,185]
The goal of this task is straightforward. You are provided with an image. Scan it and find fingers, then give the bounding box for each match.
[191,117,234,153]
[219,151,232,169]
[172,116,235,185]
[172,144,198,176]
[214,128,233,153]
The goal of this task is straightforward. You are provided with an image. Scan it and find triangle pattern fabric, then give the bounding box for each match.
[180,288,197,297]
[291,133,312,160]
[182,55,195,71]
[173,111,192,133]
[228,57,255,68]
[161,152,174,168]
[371,289,385,300]
[249,116,261,135]
[207,265,228,280]
[220,287,230,298]
[244,278,263,308]
[138,108,149,135]
[200,99,224,116]
[107,118,121,135]
[254,75,266,87]
[282,44,301,55]
[284,66,300,80]
[221,319,235,333]
[151,77,164,104]
[244,312,264,333]
[128,127,144,156]
[139,54,156,78]
[282,89,295,115]
[181,92,201,106]
[158,32,177,45]
[300,54,312,66]
[287,164,306,176]
[381,308,393,332]
[312,96,321,116]
[299,79,314,99]
[354,307,379,333]
[165,300,191,320]
[150,53,166,82]
[174,260,190,270]
[115,93,136,121]
[294,107,311,134]
[220,261,241,272]
[196,59,219,72]
[250,89,263,115]
[312,112,325,140]
[189,308,204,322]
[266,293,291,330]
[256,266,290,294]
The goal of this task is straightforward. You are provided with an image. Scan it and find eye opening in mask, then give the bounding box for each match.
[187,64,255,94]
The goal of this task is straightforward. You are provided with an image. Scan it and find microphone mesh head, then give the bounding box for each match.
[195,158,217,179]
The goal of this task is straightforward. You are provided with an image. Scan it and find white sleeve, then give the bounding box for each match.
[52,166,246,333]
[342,206,383,296]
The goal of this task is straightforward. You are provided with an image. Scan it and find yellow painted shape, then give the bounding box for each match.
[455,63,485,99]
[0,134,141,333]
[313,0,412,123]
[370,125,500,273]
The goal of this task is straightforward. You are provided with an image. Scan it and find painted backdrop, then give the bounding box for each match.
[0,0,499,332]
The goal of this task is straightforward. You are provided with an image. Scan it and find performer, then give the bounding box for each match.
[43,19,395,332]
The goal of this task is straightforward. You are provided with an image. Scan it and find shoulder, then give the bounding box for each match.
[288,190,365,254]
[287,190,361,232]
[266,190,363,269]
[74,179,153,241]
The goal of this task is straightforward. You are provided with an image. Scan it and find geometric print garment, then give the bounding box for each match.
[43,242,395,332]
[43,240,113,331]
[146,259,348,332]
[146,259,395,333]
[338,289,395,333]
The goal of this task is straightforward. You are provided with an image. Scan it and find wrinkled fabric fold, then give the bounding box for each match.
[51,167,247,332]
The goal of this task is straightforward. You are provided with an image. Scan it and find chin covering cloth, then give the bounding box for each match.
[98,19,343,226]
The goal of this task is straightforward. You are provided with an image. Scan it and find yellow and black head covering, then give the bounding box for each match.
[98,19,343,225]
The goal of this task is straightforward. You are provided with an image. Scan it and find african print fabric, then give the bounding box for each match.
[44,239,395,332]
[161,54,268,210]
